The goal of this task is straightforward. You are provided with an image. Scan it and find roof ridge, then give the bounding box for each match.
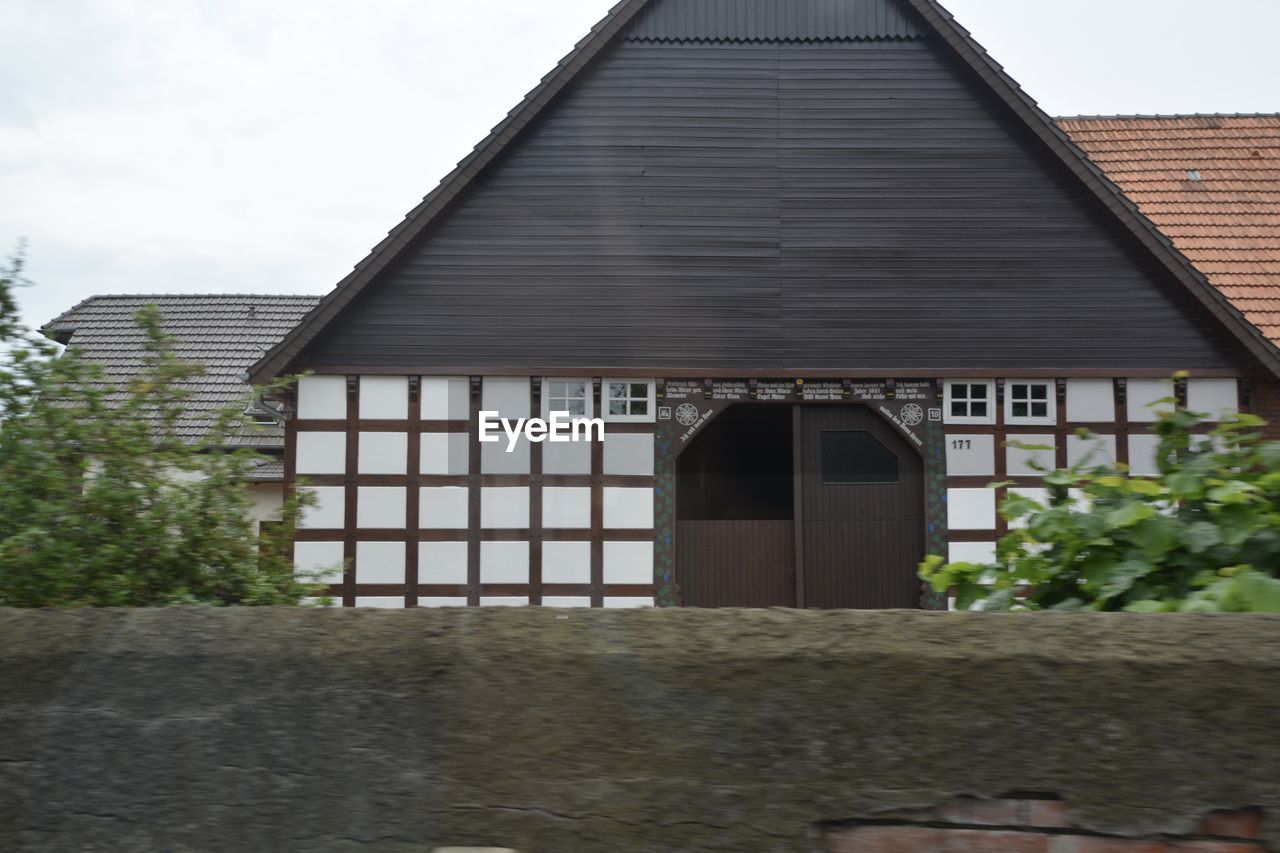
[62,293,324,301]
[1056,113,1280,121]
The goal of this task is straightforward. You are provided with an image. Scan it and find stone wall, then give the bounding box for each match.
[0,608,1276,852]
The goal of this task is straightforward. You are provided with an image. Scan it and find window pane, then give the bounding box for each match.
[567,399,586,416]
[971,401,987,417]
[548,381,567,398]
[609,400,627,415]
[566,382,586,398]
[821,431,899,484]
[1031,402,1048,418]
[609,383,627,400]
[951,401,967,417]
[1012,402,1028,418]
[971,384,988,399]
[1012,384,1029,400]
[1031,385,1048,400]
[953,385,969,401]
[629,383,647,398]
[629,399,648,415]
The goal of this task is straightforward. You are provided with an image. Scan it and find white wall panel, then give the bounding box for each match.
[945,433,995,477]
[603,488,654,529]
[420,486,469,529]
[1066,379,1115,422]
[294,541,345,584]
[418,541,468,584]
[482,377,530,420]
[543,487,590,529]
[481,487,530,529]
[358,432,408,475]
[359,376,408,420]
[420,433,469,475]
[947,541,996,565]
[421,377,469,420]
[353,597,404,609]
[1007,487,1050,529]
[481,436,530,474]
[541,597,592,608]
[1187,379,1238,420]
[297,376,347,420]
[299,487,345,530]
[542,541,591,584]
[480,541,529,584]
[543,440,591,474]
[603,541,654,584]
[1127,379,1175,423]
[355,541,405,584]
[1066,434,1117,469]
[480,597,529,607]
[946,488,996,531]
[296,432,346,475]
[420,597,469,608]
[603,433,655,475]
[603,597,653,608]
[1006,434,1055,477]
[1128,434,1163,477]
[356,487,406,529]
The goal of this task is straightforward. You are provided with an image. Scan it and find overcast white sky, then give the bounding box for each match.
[2,0,1277,329]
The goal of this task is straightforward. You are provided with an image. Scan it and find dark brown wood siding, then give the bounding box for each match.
[302,33,1241,372]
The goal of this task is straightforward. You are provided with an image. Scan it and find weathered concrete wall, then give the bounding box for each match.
[0,609,1276,853]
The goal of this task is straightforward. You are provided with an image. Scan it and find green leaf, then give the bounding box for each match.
[1180,521,1222,555]
[1105,502,1155,529]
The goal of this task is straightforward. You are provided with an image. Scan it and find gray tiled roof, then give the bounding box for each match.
[44,294,321,450]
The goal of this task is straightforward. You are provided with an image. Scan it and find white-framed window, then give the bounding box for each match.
[1005,380,1056,426]
[603,379,655,423]
[944,380,995,425]
[542,378,592,418]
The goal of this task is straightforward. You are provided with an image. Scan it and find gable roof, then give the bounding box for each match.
[45,294,321,449]
[1058,114,1280,346]
[248,0,1280,383]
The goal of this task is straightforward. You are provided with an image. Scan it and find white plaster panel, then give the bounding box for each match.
[1128,434,1163,477]
[1127,379,1175,423]
[418,541,469,585]
[294,540,345,584]
[603,432,655,475]
[355,541,405,584]
[420,487,469,529]
[481,487,530,529]
[543,487,591,529]
[1066,379,1116,422]
[945,433,995,477]
[947,541,996,565]
[480,541,529,584]
[603,541,654,585]
[357,487,406,529]
[420,433,469,475]
[543,440,591,474]
[946,488,996,531]
[480,597,529,607]
[420,597,470,608]
[420,377,470,420]
[481,435,530,474]
[603,487,654,529]
[603,597,653,608]
[359,376,409,420]
[1066,434,1118,469]
[482,377,530,420]
[358,432,408,475]
[542,541,591,584]
[296,432,346,475]
[541,597,592,608]
[1187,379,1238,420]
[1008,487,1050,529]
[353,597,404,609]
[299,487,345,530]
[297,375,347,420]
[1006,434,1056,477]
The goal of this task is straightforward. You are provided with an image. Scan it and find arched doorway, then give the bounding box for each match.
[676,404,923,608]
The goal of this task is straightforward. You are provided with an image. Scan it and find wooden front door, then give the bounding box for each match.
[797,405,924,609]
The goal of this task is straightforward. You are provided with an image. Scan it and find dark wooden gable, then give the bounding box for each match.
[298,0,1245,373]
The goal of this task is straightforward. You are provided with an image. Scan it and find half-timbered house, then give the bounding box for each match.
[227,0,1280,609]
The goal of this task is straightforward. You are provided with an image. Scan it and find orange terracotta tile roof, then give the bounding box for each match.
[1057,114,1280,345]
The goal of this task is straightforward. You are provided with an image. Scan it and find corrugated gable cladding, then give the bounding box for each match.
[45,294,321,448]
[300,0,1247,374]
[624,0,923,41]
[1058,115,1280,345]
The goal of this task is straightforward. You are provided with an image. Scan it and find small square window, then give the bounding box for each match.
[544,379,591,418]
[603,380,655,423]
[1006,380,1056,425]
[945,381,995,425]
